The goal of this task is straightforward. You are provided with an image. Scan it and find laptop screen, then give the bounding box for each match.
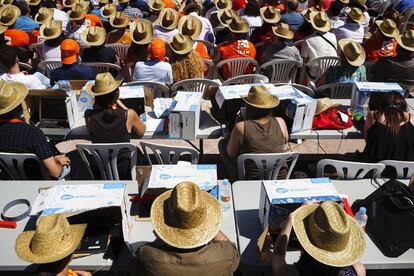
[39,97,68,122]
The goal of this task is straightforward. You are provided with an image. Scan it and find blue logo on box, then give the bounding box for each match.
[275,188,288,193]
[61,194,74,200]
[103,183,125,189]
[80,97,87,103]
[160,174,172,179]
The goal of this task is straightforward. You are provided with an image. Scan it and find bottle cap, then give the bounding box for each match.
[359,207,366,213]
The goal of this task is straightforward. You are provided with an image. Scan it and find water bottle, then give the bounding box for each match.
[220,179,232,211]
[354,207,368,230]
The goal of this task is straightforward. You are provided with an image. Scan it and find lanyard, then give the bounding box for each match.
[0,118,24,123]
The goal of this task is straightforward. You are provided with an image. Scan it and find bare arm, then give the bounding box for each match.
[127,109,146,137]
[42,155,70,179]
[226,122,244,158]
[276,117,289,143]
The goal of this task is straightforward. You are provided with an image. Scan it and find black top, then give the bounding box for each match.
[85,108,130,143]
[81,46,117,64]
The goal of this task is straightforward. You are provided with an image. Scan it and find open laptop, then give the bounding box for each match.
[36,96,69,129]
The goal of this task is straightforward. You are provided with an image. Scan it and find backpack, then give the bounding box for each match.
[313,108,353,130]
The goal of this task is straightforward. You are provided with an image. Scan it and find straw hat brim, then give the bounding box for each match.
[40,27,62,40]
[130,21,153,45]
[81,31,106,46]
[396,35,414,52]
[15,223,86,264]
[100,6,116,19]
[67,10,87,21]
[0,82,28,115]
[86,79,123,96]
[310,18,331,32]
[178,16,202,40]
[151,187,222,249]
[217,10,235,26]
[159,9,179,30]
[63,0,76,8]
[168,36,193,55]
[241,94,279,109]
[315,102,341,115]
[110,16,130,28]
[34,11,53,24]
[348,12,366,23]
[28,0,41,6]
[260,7,281,24]
[0,6,20,26]
[272,26,293,40]
[338,39,366,67]
[292,205,365,267]
[375,20,398,38]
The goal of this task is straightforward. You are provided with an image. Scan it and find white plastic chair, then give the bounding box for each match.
[316,83,354,99]
[273,83,315,97]
[140,141,199,165]
[301,56,340,84]
[216,57,258,81]
[76,143,138,180]
[257,60,302,83]
[379,160,414,179]
[81,62,122,75]
[37,61,62,78]
[0,152,50,180]
[123,81,170,98]
[237,152,299,180]
[221,74,269,86]
[170,79,219,97]
[317,159,386,180]
[106,43,129,63]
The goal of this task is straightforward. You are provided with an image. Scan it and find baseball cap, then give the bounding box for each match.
[60,38,80,65]
[148,37,166,61]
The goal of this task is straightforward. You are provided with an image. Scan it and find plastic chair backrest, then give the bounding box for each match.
[216,58,258,81]
[237,152,299,180]
[170,79,219,97]
[106,43,129,63]
[379,160,414,179]
[76,143,137,180]
[140,141,199,165]
[317,159,386,180]
[316,83,354,99]
[81,62,122,75]
[304,56,340,83]
[29,42,45,60]
[221,74,269,86]
[273,83,315,97]
[123,81,170,98]
[37,61,62,78]
[258,59,301,83]
[0,152,50,180]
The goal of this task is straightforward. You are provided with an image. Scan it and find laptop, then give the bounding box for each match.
[36,96,69,129]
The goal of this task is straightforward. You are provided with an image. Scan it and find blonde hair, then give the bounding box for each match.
[170,50,204,82]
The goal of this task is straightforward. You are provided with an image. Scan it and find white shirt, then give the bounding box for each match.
[153,25,179,42]
[0,72,46,89]
[333,22,364,43]
[53,8,69,31]
[241,15,262,28]
[68,24,88,47]
[330,16,345,29]
[42,44,61,61]
[133,60,173,85]
[188,12,215,43]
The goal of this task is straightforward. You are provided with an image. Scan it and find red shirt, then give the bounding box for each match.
[218,39,256,77]
[364,36,398,62]
[232,0,247,11]
[4,29,30,48]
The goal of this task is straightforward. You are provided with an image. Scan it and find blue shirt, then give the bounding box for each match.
[91,9,107,22]
[14,16,39,35]
[50,63,97,85]
[395,0,414,13]
[281,12,305,31]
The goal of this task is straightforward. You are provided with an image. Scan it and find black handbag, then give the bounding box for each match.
[352,179,414,257]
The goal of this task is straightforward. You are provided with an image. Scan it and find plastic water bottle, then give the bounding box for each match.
[220,179,232,211]
[354,207,368,230]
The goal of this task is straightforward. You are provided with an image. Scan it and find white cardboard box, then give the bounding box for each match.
[141,164,217,196]
[215,83,275,108]
[351,82,405,116]
[169,92,202,140]
[258,178,341,229]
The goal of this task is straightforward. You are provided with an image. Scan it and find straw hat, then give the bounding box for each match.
[375,19,399,38]
[76,0,90,10]
[86,72,123,96]
[292,201,365,267]
[15,214,87,264]
[158,8,178,30]
[310,11,331,33]
[300,7,316,23]
[151,182,222,249]
[228,16,249,33]
[178,15,202,40]
[241,85,279,109]
[67,4,87,21]
[0,5,21,26]
[215,0,232,10]
[338,38,365,67]
[260,6,281,24]
[168,33,193,55]
[396,30,414,52]
[347,7,365,23]
[27,0,41,6]
[0,81,28,115]
[63,0,76,8]
[339,0,349,3]
[130,19,153,45]
[40,20,63,40]
[98,0,109,4]
[0,0,13,6]
[81,26,106,46]
[351,0,367,9]
[118,0,129,4]
[315,98,341,114]
[217,8,236,26]
[272,23,293,40]
[149,0,165,11]
[109,12,130,28]
[100,3,117,19]
[0,24,7,35]
[34,7,54,24]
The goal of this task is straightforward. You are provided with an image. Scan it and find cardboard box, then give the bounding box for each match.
[351,82,405,116]
[258,178,341,229]
[169,92,202,140]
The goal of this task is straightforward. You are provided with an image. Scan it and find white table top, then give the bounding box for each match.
[232,179,414,272]
[0,180,237,271]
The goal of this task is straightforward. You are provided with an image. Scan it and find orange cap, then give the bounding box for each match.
[60,38,80,65]
[148,37,166,61]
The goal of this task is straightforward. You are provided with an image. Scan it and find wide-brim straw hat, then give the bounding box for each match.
[81,26,106,46]
[100,3,117,19]
[0,81,28,115]
[149,0,165,11]
[63,0,76,8]
[310,11,331,32]
[130,19,153,45]
[300,7,315,23]
[375,19,399,38]
[40,20,62,40]
[86,72,123,96]
[118,0,129,4]
[338,38,365,67]
[217,8,236,26]
[67,5,87,21]
[35,7,54,24]
[27,0,41,6]
[15,214,87,264]
[215,0,232,10]
[260,6,281,24]
[241,85,279,109]
[0,5,21,26]
[292,201,365,267]
[339,0,349,3]
[0,0,13,6]
[168,33,193,55]
[347,7,365,23]
[228,16,249,33]
[178,15,202,40]
[109,12,130,28]
[151,182,222,249]
[315,97,341,114]
[396,30,414,52]
[272,23,293,40]
[98,0,109,4]
[351,0,367,9]
[159,8,179,30]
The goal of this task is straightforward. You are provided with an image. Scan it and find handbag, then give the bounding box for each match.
[313,108,353,130]
[352,179,414,257]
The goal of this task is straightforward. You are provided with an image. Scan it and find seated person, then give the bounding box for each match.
[363,19,398,62]
[129,182,240,275]
[333,7,365,43]
[250,6,281,44]
[0,81,70,179]
[106,11,132,44]
[50,38,96,86]
[39,20,65,61]
[281,0,305,31]
[13,0,39,35]
[219,85,289,181]
[85,73,146,180]
[81,26,120,65]
[15,214,91,276]
[240,0,262,28]
[126,19,152,64]
[0,45,46,89]
[272,201,366,276]
[0,5,31,48]
[153,8,179,42]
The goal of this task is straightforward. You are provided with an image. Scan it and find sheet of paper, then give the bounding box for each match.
[153,98,173,118]
[119,85,145,99]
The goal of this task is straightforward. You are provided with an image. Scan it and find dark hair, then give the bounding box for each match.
[329,1,342,16]
[0,34,6,46]
[43,0,57,8]
[0,105,23,120]
[245,104,272,120]
[231,32,248,40]
[396,45,413,57]
[44,33,66,47]
[369,92,408,136]
[13,0,29,15]
[244,0,260,16]
[286,0,299,12]
[36,254,72,275]
[296,251,342,276]
[185,1,201,14]
[127,42,149,64]
[93,89,120,123]
[339,52,358,70]
[0,45,18,70]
